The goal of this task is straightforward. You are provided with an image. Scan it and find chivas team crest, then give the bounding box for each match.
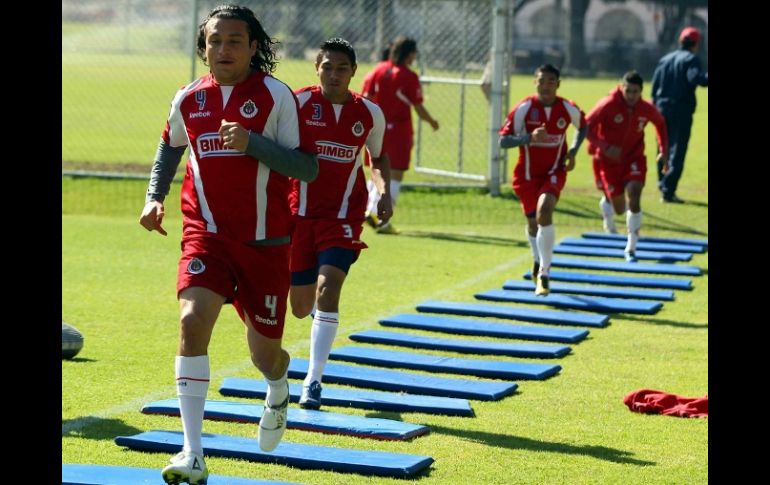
[187,257,206,274]
[556,117,567,129]
[240,99,258,118]
[351,121,364,137]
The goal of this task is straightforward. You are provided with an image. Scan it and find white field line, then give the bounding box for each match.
[62,254,528,435]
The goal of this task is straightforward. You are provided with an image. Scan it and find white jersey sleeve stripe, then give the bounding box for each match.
[255,163,270,240]
[361,98,385,158]
[298,180,308,217]
[562,99,583,129]
[296,90,312,109]
[516,99,532,179]
[263,77,300,149]
[512,99,531,136]
[395,88,412,106]
[167,78,204,148]
[337,154,363,219]
[188,149,217,233]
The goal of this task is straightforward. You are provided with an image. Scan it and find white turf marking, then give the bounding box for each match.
[62,255,527,435]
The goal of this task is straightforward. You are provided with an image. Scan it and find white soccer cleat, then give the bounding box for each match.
[258,391,289,452]
[161,450,208,485]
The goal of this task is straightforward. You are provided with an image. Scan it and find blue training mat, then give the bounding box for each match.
[330,345,561,380]
[416,300,609,327]
[141,399,429,440]
[551,256,702,275]
[62,464,295,485]
[523,270,693,290]
[287,358,517,400]
[349,329,572,358]
[581,232,708,249]
[380,313,589,343]
[559,236,705,254]
[219,378,474,416]
[475,289,663,315]
[115,430,434,478]
[502,279,675,301]
[553,244,692,262]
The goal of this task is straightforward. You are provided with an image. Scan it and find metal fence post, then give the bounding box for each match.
[486,0,507,196]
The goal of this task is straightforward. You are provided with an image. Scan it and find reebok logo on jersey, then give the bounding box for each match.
[189,111,211,119]
[196,132,240,158]
[316,141,357,163]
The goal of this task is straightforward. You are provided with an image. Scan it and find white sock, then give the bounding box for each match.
[304,311,339,385]
[265,369,289,408]
[625,210,642,253]
[599,196,617,232]
[175,355,209,455]
[536,224,555,276]
[526,226,539,264]
[390,180,402,206]
[366,180,380,215]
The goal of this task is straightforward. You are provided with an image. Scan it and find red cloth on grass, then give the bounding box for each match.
[623,389,708,418]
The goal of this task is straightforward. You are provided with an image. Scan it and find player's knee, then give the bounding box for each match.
[291,300,313,319]
[179,311,206,336]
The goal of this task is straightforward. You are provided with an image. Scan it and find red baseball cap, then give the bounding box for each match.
[679,27,701,43]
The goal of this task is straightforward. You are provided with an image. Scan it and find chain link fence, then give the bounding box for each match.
[63,0,503,184]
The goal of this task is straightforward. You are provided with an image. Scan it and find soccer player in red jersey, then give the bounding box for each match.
[138,5,318,483]
[360,36,439,234]
[499,64,587,296]
[289,38,392,409]
[586,70,669,262]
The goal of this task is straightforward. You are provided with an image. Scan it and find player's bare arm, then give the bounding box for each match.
[370,153,394,223]
[414,103,439,131]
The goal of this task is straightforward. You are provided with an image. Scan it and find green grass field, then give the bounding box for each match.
[63,33,707,485]
[62,148,707,485]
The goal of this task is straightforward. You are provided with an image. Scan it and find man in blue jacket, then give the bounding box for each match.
[651,26,708,203]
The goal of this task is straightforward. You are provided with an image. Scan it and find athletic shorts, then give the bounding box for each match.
[381,121,413,170]
[594,156,647,199]
[177,235,290,339]
[592,157,604,191]
[290,218,367,275]
[512,170,567,216]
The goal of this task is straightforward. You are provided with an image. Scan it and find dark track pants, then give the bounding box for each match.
[657,104,693,198]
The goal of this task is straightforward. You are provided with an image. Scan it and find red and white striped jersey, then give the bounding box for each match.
[500,95,586,180]
[162,71,300,242]
[290,85,385,221]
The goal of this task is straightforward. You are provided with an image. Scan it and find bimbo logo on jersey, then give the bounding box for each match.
[196,132,240,158]
[316,141,357,163]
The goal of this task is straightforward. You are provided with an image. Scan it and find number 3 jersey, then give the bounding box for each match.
[162,71,301,243]
[290,85,385,222]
